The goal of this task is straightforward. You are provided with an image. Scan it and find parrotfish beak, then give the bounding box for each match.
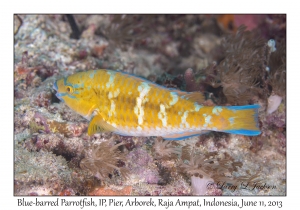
[53,80,64,101]
[53,81,58,91]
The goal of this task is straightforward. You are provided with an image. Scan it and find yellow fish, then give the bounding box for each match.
[54,69,260,140]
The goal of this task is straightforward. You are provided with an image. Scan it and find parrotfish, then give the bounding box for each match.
[53,69,260,140]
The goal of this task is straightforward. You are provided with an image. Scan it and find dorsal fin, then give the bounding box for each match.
[114,70,206,104]
[87,114,116,136]
[171,90,205,104]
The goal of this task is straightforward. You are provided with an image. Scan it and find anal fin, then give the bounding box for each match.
[162,130,209,140]
[87,115,116,136]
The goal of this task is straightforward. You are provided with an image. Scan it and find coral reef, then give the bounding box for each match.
[14,144,72,195]
[89,186,132,196]
[14,14,286,196]
[80,140,129,180]
[267,40,286,97]
[178,148,261,195]
[202,26,267,105]
[127,147,161,185]
[152,137,181,160]
[184,27,286,107]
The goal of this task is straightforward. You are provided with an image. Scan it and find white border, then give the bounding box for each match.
[3,0,295,209]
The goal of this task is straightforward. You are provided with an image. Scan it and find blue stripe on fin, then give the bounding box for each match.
[162,131,210,141]
[113,131,132,136]
[163,133,202,141]
[225,129,261,136]
[226,104,260,111]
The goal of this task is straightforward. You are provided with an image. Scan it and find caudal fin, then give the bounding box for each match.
[224,104,261,136]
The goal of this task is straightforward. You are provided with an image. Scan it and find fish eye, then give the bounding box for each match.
[66,86,73,93]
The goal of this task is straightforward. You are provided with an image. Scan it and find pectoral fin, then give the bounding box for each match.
[87,115,116,136]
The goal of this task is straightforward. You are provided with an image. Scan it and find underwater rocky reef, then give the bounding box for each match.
[14,14,286,196]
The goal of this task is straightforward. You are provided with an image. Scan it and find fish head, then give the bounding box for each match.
[53,72,97,119]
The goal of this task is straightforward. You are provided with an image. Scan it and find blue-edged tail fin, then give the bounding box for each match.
[223,104,261,136]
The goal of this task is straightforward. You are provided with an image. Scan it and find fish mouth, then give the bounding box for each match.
[55,92,66,102]
[53,81,58,91]
[53,80,64,101]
